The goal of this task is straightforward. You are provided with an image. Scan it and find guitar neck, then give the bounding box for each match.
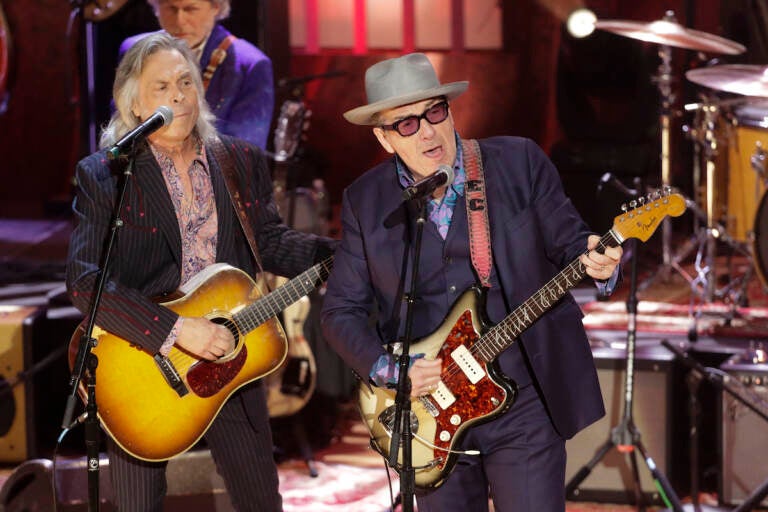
[232,257,333,334]
[477,230,620,361]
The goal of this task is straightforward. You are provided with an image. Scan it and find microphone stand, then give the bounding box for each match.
[387,197,428,512]
[61,143,137,512]
[568,177,683,511]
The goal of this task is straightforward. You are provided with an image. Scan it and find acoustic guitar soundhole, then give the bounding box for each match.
[186,319,247,397]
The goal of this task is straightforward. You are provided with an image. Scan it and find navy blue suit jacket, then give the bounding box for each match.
[321,136,605,439]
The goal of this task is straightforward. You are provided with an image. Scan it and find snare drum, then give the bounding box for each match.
[727,101,768,241]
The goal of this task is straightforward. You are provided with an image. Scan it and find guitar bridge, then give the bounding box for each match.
[153,354,188,397]
[378,405,419,437]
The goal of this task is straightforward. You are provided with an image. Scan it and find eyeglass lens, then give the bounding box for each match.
[390,102,449,137]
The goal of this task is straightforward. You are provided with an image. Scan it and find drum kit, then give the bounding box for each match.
[592,10,768,337]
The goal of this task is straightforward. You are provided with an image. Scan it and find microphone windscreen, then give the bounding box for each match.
[437,164,455,185]
[157,105,174,126]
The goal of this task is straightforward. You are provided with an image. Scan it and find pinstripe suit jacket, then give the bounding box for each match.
[66,135,324,355]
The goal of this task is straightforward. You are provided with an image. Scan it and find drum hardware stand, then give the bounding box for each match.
[685,102,754,341]
[654,11,680,285]
[566,184,684,512]
[643,11,699,288]
[661,340,768,511]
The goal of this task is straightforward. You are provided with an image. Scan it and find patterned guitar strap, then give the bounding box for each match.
[462,139,493,288]
[208,137,267,282]
[202,35,236,91]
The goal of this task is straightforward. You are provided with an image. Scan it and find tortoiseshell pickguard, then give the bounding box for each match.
[426,309,509,466]
[187,346,248,397]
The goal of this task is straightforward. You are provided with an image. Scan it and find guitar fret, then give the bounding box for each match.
[477,254,592,360]
[232,258,332,335]
[477,229,621,358]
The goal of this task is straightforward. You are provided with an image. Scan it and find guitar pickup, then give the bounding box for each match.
[450,344,485,384]
[153,354,189,397]
[430,380,456,410]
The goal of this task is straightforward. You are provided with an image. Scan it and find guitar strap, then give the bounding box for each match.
[462,139,493,288]
[202,35,236,91]
[208,137,266,277]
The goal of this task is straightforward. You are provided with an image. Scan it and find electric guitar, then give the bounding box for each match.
[264,98,326,417]
[68,257,333,462]
[357,192,686,489]
[265,277,316,418]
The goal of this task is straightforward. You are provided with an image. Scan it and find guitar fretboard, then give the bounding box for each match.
[233,256,333,333]
[474,231,619,362]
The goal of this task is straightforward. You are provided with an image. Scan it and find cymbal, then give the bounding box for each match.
[595,19,746,55]
[686,65,768,97]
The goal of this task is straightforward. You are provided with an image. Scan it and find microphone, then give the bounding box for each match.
[402,164,455,201]
[107,106,174,160]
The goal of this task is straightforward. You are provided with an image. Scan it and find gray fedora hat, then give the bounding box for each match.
[343,53,468,126]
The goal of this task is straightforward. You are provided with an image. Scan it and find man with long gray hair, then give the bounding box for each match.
[120,0,274,149]
[67,33,334,511]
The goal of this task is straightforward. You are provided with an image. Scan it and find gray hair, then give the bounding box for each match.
[100,33,217,149]
[147,0,231,21]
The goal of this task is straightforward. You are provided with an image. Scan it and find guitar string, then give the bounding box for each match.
[429,231,616,385]
[426,195,670,391]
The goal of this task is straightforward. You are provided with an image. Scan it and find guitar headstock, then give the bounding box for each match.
[273,99,309,163]
[611,188,686,243]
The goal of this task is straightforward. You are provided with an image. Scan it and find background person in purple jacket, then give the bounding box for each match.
[120,0,274,149]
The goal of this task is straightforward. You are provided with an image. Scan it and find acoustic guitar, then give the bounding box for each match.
[68,257,333,461]
[357,192,686,489]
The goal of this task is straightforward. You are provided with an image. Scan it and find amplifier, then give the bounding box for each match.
[0,305,82,462]
[566,339,676,505]
[0,449,232,511]
[719,356,768,507]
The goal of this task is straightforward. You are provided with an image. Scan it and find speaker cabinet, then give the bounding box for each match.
[0,306,38,462]
[0,305,82,462]
[566,341,675,504]
[720,358,768,507]
[0,450,232,512]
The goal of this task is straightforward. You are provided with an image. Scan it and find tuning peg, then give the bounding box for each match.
[621,203,628,212]
[637,196,646,205]
[630,200,637,209]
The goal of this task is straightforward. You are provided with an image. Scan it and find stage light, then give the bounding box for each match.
[566,8,597,38]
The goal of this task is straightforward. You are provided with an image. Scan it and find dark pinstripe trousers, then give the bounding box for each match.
[106,382,282,511]
[415,384,567,512]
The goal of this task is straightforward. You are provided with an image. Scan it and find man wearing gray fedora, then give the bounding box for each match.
[320,52,623,511]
